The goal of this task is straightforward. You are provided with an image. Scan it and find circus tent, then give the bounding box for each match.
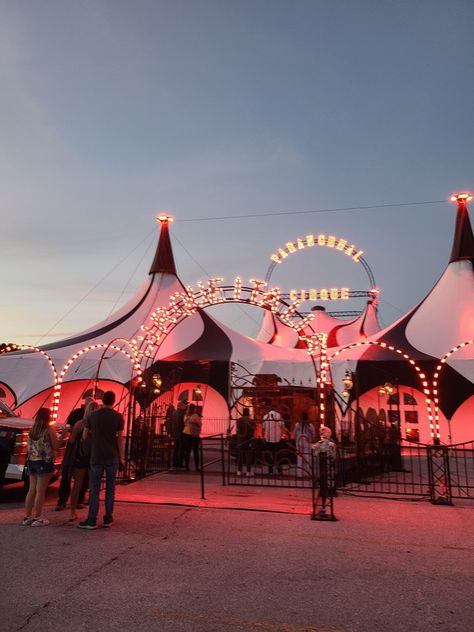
[256,299,381,349]
[329,196,474,444]
[0,198,472,444]
[0,217,188,418]
[0,217,316,424]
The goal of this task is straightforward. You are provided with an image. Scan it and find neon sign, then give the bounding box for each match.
[270,234,363,265]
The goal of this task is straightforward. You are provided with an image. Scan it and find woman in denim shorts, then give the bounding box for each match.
[22,408,58,527]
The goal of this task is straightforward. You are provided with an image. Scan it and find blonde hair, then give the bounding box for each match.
[84,401,99,420]
[29,408,51,440]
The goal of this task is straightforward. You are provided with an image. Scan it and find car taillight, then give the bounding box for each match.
[14,431,29,457]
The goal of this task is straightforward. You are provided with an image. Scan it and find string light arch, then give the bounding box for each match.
[432,339,474,441]
[327,340,439,441]
[136,277,330,425]
[17,345,58,384]
[52,342,142,422]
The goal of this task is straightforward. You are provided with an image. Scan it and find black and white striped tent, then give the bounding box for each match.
[0,218,316,423]
[330,198,474,443]
[1,203,472,441]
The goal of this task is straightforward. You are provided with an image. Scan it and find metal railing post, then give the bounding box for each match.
[221,434,226,486]
[312,451,338,521]
[427,444,452,505]
[200,438,205,499]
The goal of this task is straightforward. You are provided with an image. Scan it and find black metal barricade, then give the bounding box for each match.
[226,436,313,488]
[198,434,226,499]
[337,441,430,498]
[446,441,474,500]
[121,416,173,483]
[427,445,451,505]
[311,450,337,521]
[117,414,473,509]
[338,439,474,503]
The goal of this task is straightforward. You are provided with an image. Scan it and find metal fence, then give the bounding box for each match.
[121,424,172,483]
[446,441,474,499]
[338,439,474,502]
[226,436,314,489]
[119,416,474,506]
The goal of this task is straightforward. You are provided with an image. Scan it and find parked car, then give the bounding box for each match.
[0,400,64,494]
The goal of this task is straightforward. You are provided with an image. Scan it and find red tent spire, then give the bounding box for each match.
[449,193,474,263]
[149,214,177,275]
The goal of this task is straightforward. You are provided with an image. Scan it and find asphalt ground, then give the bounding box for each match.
[0,475,472,632]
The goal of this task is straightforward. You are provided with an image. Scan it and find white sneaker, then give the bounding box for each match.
[21,517,34,526]
[31,518,50,527]
[236,471,242,476]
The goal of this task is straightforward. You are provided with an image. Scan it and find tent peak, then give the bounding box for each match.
[149,214,177,275]
[449,193,474,263]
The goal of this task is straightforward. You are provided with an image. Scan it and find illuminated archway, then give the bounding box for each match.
[432,339,474,442]
[328,341,439,440]
[0,344,59,412]
[52,342,142,421]
[136,277,330,424]
[17,345,58,384]
[95,337,141,381]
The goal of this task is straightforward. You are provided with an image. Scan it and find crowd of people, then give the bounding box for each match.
[168,400,203,471]
[166,402,324,478]
[22,390,124,529]
[21,395,331,528]
[235,406,325,477]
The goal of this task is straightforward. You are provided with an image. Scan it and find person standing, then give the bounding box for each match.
[170,400,187,469]
[293,411,316,476]
[55,398,93,511]
[164,404,175,436]
[22,408,58,527]
[182,404,202,471]
[68,400,99,522]
[313,426,337,514]
[236,408,255,476]
[78,391,124,530]
[262,407,285,474]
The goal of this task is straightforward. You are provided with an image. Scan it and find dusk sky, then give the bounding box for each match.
[1,0,473,345]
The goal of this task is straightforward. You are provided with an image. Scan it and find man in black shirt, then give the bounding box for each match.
[78,391,124,529]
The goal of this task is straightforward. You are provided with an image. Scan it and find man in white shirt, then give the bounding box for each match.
[262,408,284,474]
